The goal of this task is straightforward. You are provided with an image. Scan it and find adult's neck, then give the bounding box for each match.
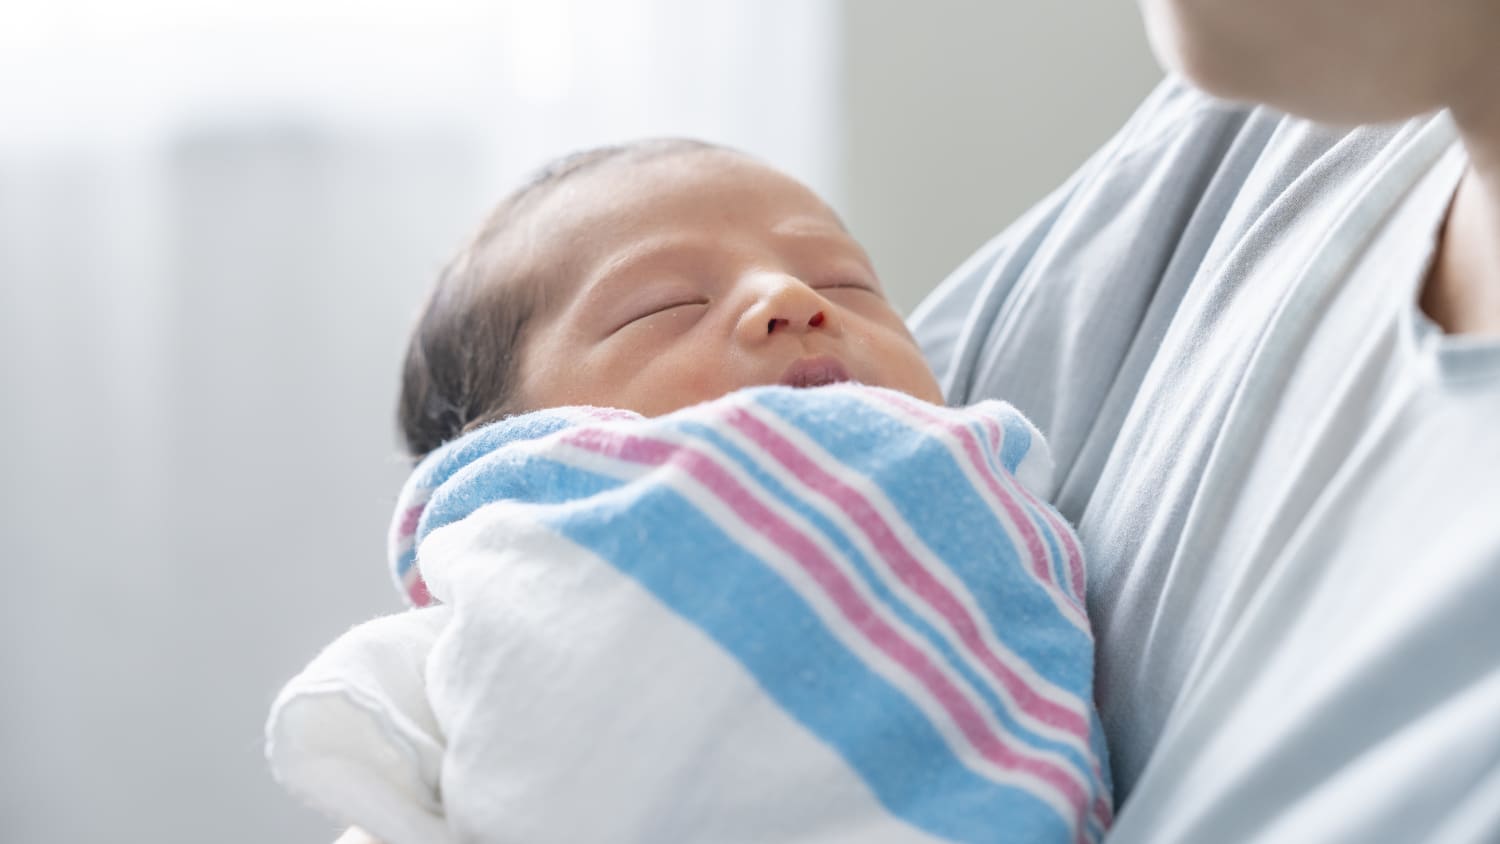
[1422,81,1500,336]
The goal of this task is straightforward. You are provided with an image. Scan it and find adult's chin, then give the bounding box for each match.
[1137,0,1459,126]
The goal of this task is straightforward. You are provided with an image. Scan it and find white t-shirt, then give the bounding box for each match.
[911,78,1500,842]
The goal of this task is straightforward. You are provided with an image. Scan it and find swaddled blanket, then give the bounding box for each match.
[267,385,1112,844]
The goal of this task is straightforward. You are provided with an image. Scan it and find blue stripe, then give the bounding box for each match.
[969,418,1076,607]
[543,476,1075,843]
[677,419,1100,783]
[396,548,417,578]
[998,411,1031,477]
[983,415,1112,819]
[414,412,592,542]
[401,450,624,580]
[989,412,1076,605]
[751,389,1094,694]
[416,412,576,493]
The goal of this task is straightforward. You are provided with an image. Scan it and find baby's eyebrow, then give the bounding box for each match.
[576,235,710,310]
[577,222,870,314]
[768,220,876,272]
[589,235,698,283]
[769,216,850,241]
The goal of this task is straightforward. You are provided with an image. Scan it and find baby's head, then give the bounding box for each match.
[398,139,943,460]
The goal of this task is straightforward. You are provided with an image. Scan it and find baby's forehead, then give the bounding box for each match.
[550,149,835,229]
[513,150,850,289]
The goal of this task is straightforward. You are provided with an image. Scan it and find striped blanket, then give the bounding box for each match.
[275,385,1111,843]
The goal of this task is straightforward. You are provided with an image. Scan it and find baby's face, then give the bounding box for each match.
[509,149,944,416]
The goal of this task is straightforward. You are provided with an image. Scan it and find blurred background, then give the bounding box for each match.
[0,1,1159,839]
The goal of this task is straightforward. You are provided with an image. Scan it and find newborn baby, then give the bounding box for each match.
[399,140,944,460]
[268,140,1112,844]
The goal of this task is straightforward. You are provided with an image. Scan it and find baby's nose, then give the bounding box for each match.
[766,310,826,335]
[735,274,836,344]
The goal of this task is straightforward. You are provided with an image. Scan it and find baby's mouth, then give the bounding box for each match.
[780,356,852,388]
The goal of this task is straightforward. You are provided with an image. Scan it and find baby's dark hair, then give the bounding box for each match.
[397,137,725,461]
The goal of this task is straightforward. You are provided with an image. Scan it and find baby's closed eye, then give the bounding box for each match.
[815,281,879,293]
[614,298,710,333]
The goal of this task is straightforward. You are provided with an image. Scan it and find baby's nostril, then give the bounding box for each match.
[809,311,825,328]
[768,317,788,334]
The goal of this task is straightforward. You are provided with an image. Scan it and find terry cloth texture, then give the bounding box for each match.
[273,384,1111,843]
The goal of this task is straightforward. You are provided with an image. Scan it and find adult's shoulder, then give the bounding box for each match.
[912,76,1271,397]
[909,76,1287,478]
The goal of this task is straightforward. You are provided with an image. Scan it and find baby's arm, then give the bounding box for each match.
[267,607,452,844]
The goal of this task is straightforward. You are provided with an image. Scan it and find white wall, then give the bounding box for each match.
[0,128,499,843]
[0,3,838,841]
[840,1,1162,312]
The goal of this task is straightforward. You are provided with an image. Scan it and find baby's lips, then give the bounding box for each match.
[780,355,851,388]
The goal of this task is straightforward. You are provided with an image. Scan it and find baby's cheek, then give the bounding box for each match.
[871,333,943,403]
[626,358,733,417]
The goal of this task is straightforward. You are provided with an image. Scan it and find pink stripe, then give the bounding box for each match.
[395,503,424,540]
[561,426,1091,817]
[975,413,1077,604]
[727,406,1091,741]
[972,414,1087,604]
[873,391,1084,615]
[966,410,1107,831]
[977,406,1109,840]
[403,569,434,607]
[870,393,1112,830]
